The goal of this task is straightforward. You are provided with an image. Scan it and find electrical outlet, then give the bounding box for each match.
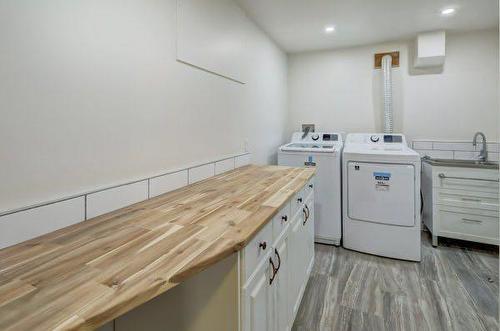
[302,124,315,132]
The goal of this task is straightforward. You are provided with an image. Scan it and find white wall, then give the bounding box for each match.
[287,29,499,142]
[0,0,288,211]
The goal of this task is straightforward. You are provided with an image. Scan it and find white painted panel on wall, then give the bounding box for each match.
[150,171,188,198]
[0,197,85,249]
[86,181,148,219]
[189,163,215,184]
[215,158,235,175]
[177,0,248,83]
[235,154,251,168]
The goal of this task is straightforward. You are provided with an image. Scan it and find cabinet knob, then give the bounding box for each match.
[297,197,303,203]
[259,241,267,250]
[309,184,313,188]
[281,215,288,222]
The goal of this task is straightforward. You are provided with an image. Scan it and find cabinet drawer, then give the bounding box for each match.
[291,191,305,220]
[273,203,291,243]
[303,177,315,200]
[439,205,499,219]
[433,168,499,193]
[291,178,315,218]
[439,209,499,243]
[437,189,499,212]
[242,221,273,281]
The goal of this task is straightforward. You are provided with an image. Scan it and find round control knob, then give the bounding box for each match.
[370,135,380,143]
[311,133,320,141]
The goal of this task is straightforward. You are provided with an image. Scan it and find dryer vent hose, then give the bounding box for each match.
[381,55,393,134]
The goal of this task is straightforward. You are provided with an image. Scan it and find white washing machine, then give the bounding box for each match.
[278,132,343,245]
[342,133,421,261]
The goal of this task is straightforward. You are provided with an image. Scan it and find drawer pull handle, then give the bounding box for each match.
[281,215,288,223]
[297,197,303,203]
[461,198,481,202]
[269,257,277,285]
[259,241,267,250]
[438,173,499,183]
[462,218,483,224]
[303,205,310,225]
[274,248,281,272]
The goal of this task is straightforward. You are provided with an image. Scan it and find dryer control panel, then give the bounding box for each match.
[346,133,407,146]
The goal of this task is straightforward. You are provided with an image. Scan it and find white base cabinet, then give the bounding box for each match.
[98,176,316,331]
[241,177,315,331]
[422,162,499,246]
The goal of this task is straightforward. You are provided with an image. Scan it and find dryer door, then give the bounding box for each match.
[347,162,415,226]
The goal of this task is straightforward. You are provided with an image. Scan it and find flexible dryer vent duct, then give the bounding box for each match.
[381,54,393,134]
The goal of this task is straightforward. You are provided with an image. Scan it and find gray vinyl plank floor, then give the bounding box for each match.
[293,232,499,331]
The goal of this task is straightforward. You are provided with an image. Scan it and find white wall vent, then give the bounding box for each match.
[414,31,446,68]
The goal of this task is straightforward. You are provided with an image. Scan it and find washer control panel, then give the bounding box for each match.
[290,132,341,144]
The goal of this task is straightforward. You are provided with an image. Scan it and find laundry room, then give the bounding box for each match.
[0,1,498,331]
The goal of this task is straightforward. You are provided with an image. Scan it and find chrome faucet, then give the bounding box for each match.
[472,132,488,162]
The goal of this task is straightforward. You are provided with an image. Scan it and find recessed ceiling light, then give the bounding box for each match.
[324,25,336,33]
[441,8,456,16]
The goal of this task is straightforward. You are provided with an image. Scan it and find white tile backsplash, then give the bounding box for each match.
[412,141,433,150]
[412,139,498,162]
[0,197,85,249]
[215,158,235,175]
[235,154,251,168]
[189,163,215,184]
[0,153,251,250]
[487,143,499,152]
[453,151,481,160]
[415,149,454,159]
[433,142,475,152]
[150,170,188,198]
[86,180,149,218]
[488,152,500,162]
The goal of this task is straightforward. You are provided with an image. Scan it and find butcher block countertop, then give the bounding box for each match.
[0,165,315,331]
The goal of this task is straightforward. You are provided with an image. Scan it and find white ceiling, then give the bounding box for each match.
[236,0,499,53]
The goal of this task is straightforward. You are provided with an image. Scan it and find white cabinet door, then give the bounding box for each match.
[298,205,310,281]
[273,233,289,331]
[288,215,304,321]
[303,197,315,269]
[242,256,273,331]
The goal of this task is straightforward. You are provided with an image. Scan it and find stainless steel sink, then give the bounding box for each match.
[422,156,499,169]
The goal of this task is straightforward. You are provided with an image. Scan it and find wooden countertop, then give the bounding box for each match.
[0,165,315,330]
